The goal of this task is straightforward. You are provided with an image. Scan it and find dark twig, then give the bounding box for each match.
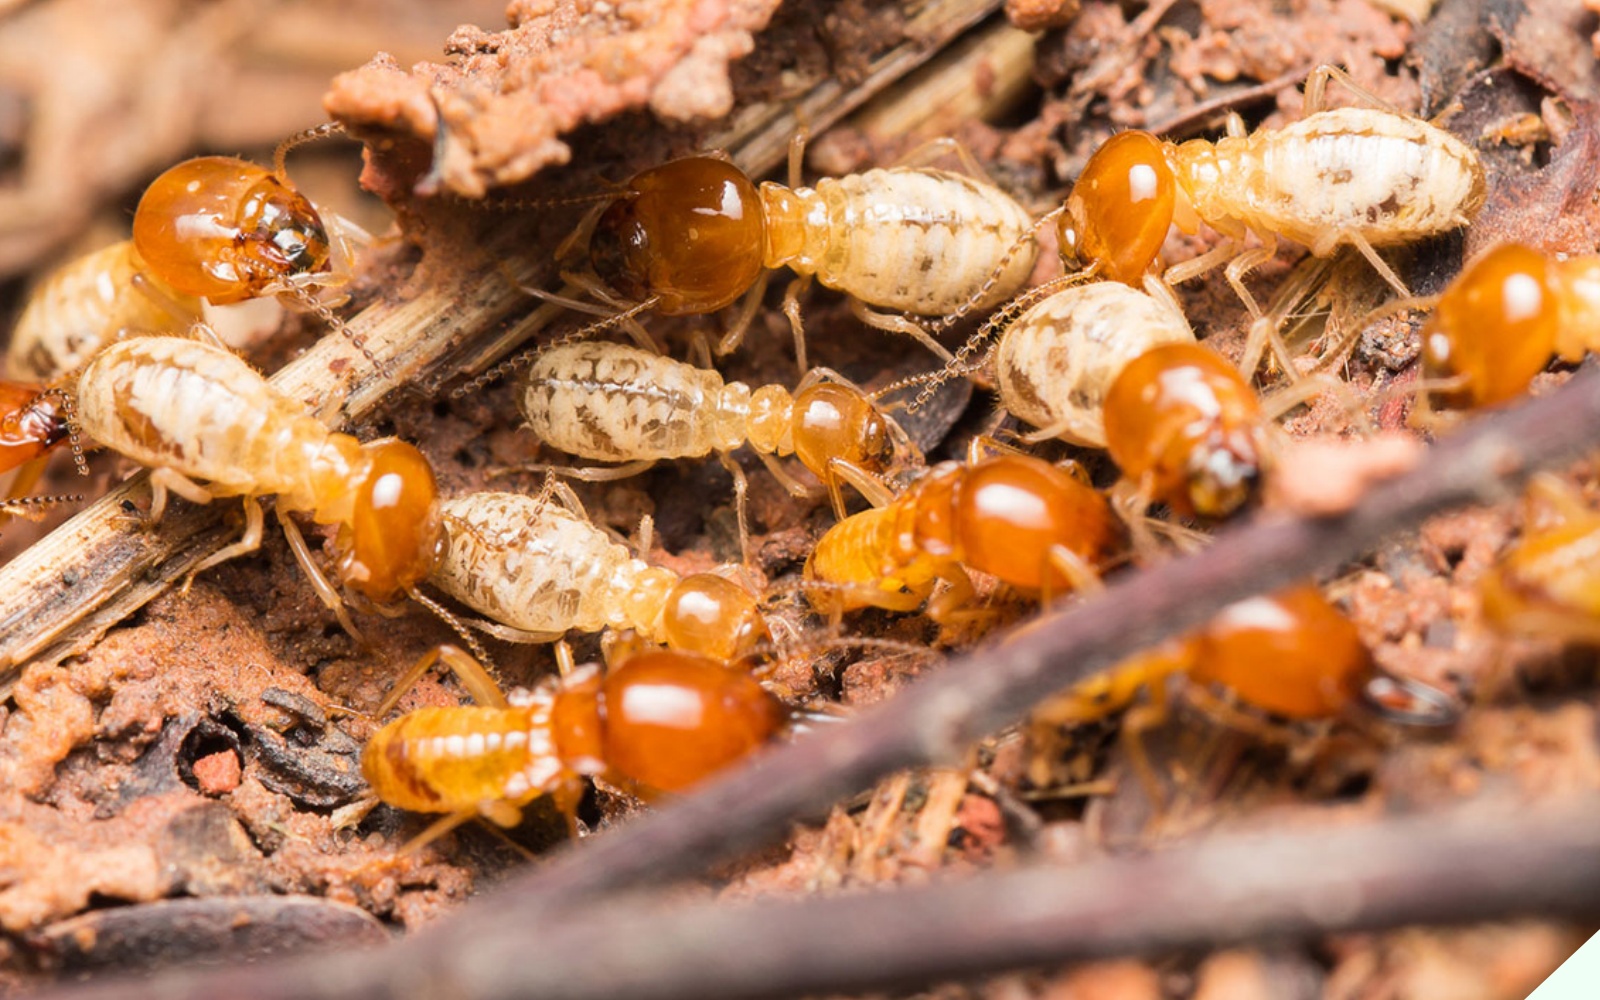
[37,358,1600,1000]
[45,794,1600,1000]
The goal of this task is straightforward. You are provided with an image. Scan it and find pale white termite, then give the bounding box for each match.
[8,241,201,380]
[73,337,442,637]
[990,280,1197,447]
[566,148,1042,368]
[517,341,918,521]
[429,490,770,660]
[1058,65,1486,370]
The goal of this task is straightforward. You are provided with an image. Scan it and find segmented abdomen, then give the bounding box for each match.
[520,342,732,461]
[1201,109,1484,251]
[995,283,1194,447]
[805,503,940,610]
[799,169,1038,314]
[432,492,659,635]
[361,700,568,813]
[10,241,201,380]
[76,338,317,496]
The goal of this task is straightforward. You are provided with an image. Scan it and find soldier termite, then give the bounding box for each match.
[358,643,786,850]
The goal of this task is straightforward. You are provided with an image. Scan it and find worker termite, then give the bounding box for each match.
[515,340,920,540]
[1027,584,1457,795]
[427,489,772,660]
[1058,66,1484,373]
[501,142,1039,373]
[803,451,1125,619]
[1418,243,1600,412]
[8,125,374,381]
[1479,475,1600,643]
[968,277,1197,447]
[74,337,440,638]
[358,643,786,848]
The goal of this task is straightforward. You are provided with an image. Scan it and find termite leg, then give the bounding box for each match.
[278,508,365,644]
[850,297,955,363]
[374,643,509,719]
[147,467,215,524]
[181,494,265,596]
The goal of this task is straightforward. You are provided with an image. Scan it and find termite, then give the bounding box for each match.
[803,451,1125,619]
[515,340,920,540]
[1028,584,1457,796]
[0,381,86,491]
[74,337,439,638]
[506,141,1039,373]
[1418,243,1600,412]
[428,489,772,660]
[8,125,374,381]
[1059,66,1485,373]
[359,643,786,848]
[1479,474,1600,643]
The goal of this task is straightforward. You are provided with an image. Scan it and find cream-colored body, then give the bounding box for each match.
[10,241,201,380]
[994,282,1195,448]
[760,168,1038,314]
[76,337,360,521]
[520,342,792,462]
[1170,107,1484,255]
[432,492,676,637]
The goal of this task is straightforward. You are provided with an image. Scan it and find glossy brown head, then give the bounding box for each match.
[0,382,69,473]
[1060,131,1175,285]
[1103,343,1266,520]
[133,156,331,304]
[337,439,442,603]
[946,455,1123,593]
[1421,243,1556,410]
[1186,585,1372,719]
[589,156,766,315]
[593,649,785,794]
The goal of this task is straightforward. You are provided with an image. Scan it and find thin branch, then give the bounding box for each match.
[45,794,1600,1000]
[37,357,1600,1000]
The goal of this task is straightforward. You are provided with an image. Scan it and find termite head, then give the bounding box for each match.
[1188,586,1372,719]
[1103,343,1266,520]
[1420,243,1556,410]
[134,156,331,305]
[0,382,70,473]
[555,649,786,794]
[660,572,772,662]
[791,382,901,481]
[337,439,442,603]
[1060,131,1175,285]
[588,156,766,315]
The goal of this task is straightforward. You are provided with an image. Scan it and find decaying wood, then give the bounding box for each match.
[0,0,1009,679]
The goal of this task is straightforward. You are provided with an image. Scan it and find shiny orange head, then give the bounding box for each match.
[133,156,331,304]
[1421,243,1557,410]
[1103,343,1266,520]
[589,156,766,315]
[336,439,442,603]
[1060,131,1175,284]
[1187,585,1372,719]
[0,382,69,473]
[947,455,1124,593]
[587,649,786,794]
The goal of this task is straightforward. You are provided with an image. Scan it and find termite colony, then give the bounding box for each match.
[8,37,1595,901]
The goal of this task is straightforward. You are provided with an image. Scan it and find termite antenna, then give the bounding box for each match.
[288,285,388,381]
[922,205,1068,337]
[0,493,85,521]
[274,122,348,179]
[406,586,500,681]
[36,387,89,477]
[449,297,659,398]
